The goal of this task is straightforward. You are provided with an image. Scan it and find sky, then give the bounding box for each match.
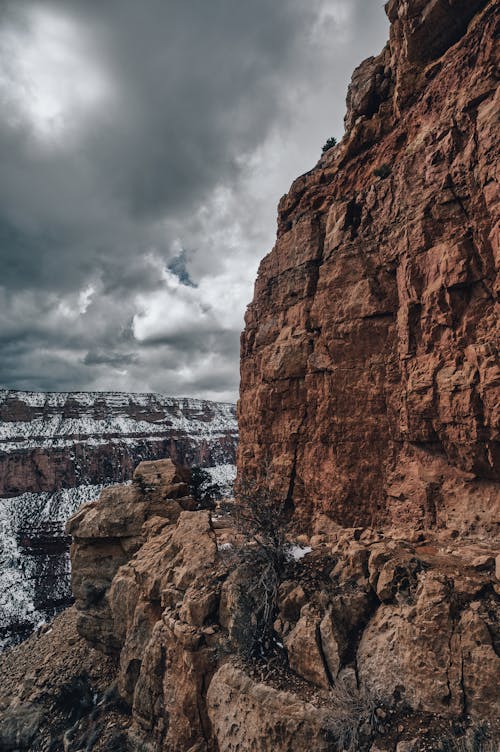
[0,0,389,403]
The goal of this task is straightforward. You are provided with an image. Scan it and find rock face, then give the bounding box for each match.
[238,0,499,530]
[1,458,497,750]
[56,462,500,750]
[0,390,237,649]
[207,663,333,752]
[67,460,223,751]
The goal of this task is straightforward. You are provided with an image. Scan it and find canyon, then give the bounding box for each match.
[0,0,498,750]
[0,390,237,648]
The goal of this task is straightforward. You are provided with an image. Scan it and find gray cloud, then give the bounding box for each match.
[83,350,139,368]
[0,0,388,401]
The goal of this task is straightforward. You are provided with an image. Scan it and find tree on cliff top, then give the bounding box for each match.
[322,136,337,153]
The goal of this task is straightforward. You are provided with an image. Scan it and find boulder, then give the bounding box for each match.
[207,662,333,752]
[284,604,330,689]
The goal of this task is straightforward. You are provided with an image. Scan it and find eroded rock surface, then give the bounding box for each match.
[238,0,499,531]
[207,662,333,752]
[69,473,499,750]
[1,459,498,751]
[0,389,237,649]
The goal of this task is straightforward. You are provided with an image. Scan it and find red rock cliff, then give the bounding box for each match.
[238,0,499,530]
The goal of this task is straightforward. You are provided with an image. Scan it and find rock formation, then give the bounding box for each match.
[239,0,499,531]
[1,459,497,750]
[0,390,237,648]
[0,1,498,751]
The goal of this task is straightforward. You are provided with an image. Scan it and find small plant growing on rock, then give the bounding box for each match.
[322,136,337,154]
[325,678,382,752]
[373,162,392,179]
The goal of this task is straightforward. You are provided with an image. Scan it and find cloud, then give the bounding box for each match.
[83,350,138,368]
[0,0,389,401]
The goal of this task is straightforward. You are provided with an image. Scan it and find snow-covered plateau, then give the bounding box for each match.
[0,390,238,649]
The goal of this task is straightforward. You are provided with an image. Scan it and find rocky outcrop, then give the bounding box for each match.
[1,2,499,751]
[64,462,500,750]
[207,663,333,752]
[238,0,499,530]
[67,460,222,751]
[1,458,498,750]
[0,390,237,649]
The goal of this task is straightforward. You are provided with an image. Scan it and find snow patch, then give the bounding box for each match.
[217,541,233,551]
[205,464,236,496]
[0,483,114,650]
[286,544,312,561]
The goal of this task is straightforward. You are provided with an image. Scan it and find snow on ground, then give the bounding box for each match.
[286,544,312,561]
[205,463,237,497]
[0,390,237,452]
[0,484,112,650]
[0,389,238,649]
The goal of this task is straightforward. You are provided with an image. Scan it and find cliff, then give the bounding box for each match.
[239,0,499,531]
[0,2,499,751]
[0,390,237,649]
[0,390,237,496]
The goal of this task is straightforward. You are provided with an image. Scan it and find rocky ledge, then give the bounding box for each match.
[0,460,498,751]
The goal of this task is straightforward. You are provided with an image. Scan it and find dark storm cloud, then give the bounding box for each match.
[0,0,389,400]
[0,0,316,287]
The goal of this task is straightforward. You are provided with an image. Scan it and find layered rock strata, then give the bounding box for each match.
[0,390,237,497]
[238,0,499,529]
[0,390,237,649]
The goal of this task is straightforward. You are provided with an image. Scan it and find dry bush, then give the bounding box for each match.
[436,725,498,752]
[224,470,290,660]
[324,678,381,752]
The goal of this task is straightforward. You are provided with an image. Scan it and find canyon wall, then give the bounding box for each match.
[0,390,236,496]
[1,3,499,752]
[0,390,237,648]
[238,0,499,531]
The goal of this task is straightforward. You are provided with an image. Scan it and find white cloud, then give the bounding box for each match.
[0,4,112,142]
[133,269,216,342]
[132,249,254,344]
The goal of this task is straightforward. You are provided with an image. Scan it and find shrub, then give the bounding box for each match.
[322,136,337,154]
[373,163,392,179]
[189,466,222,510]
[324,678,381,752]
[436,724,498,752]
[53,674,95,724]
[227,471,290,659]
